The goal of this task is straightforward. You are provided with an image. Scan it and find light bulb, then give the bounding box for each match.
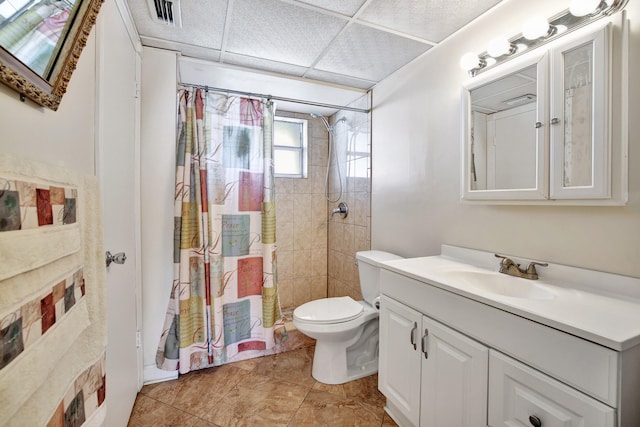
[487,37,512,58]
[459,52,480,71]
[569,0,602,17]
[522,16,550,40]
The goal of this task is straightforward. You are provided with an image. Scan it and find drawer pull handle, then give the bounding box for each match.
[529,415,542,427]
[421,329,429,359]
[410,322,417,350]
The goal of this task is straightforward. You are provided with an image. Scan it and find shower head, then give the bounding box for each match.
[309,112,346,132]
[310,112,331,132]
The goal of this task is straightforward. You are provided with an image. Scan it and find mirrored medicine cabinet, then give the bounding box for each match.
[461,17,628,205]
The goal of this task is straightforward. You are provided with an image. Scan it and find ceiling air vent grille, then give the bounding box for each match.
[147,0,182,27]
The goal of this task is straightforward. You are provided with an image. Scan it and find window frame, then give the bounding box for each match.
[274,116,308,179]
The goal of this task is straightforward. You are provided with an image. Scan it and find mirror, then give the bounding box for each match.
[0,0,103,110]
[462,53,548,200]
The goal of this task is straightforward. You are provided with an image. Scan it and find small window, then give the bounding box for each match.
[274,117,308,178]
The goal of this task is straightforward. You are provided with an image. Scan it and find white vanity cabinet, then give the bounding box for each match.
[377,255,640,427]
[379,295,488,427]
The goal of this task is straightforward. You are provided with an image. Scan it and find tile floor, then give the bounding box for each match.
[128,346,398,426]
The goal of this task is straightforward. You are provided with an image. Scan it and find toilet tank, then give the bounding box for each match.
[356,250,403,306]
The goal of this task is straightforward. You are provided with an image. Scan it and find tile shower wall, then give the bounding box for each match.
[328,95,372,300]
[275,111,329,311]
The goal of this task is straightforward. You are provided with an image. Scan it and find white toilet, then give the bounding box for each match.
[293,250,402,384]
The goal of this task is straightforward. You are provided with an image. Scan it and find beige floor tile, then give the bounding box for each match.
[252,346,316,388]
[139,376,183,405]
[227,356,261,372]
[202,372,309,426]
[170,365,251,417]
[130,346,390,427]
[288,389,384,427]
[312,374,385,408]
[382,412,400,426]
[190,420,224,427]
[127,394,202,427]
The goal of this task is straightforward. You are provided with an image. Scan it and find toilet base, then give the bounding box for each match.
[311,318,379,385]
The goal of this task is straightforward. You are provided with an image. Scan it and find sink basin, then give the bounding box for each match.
[442,270,555,300]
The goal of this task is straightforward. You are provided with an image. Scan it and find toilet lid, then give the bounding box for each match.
[294,296,363,324]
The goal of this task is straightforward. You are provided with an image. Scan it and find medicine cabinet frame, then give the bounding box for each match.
[461,52,549,201]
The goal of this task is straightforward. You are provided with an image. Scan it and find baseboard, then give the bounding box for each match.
[143,364,178,385]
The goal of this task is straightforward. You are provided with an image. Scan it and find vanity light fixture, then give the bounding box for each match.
[522,16,555,40]
[459,52,485,71]
[487,37,517,57]
[460,0,628,77]
[569,0,605,17]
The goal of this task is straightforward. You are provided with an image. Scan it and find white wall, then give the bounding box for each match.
[371,0,640,278]
[139,47,178,382]
[0,33,96,175]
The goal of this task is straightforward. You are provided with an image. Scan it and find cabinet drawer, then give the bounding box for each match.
[488,350,615,427]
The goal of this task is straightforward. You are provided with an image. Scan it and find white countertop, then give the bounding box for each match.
[380,248,640,351]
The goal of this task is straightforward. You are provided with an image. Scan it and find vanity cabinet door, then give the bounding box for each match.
[488,350,615,427]
[379,295,422,427]
[550,25,610,200]
[420,315,489,427]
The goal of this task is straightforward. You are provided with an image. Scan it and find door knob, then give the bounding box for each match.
[105,251,127,267]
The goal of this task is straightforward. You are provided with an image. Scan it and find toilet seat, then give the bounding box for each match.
[294,296,363,324]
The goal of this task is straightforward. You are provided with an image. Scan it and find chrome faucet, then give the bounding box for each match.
[495,254,548,280]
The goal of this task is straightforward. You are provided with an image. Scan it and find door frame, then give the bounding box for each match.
[94,0,144,391]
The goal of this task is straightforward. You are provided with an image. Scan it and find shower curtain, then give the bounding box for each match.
[156,86,282,374]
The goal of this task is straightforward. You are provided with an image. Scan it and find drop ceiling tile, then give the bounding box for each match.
[293,0,367,17]
[128,0,228,49]
[140,36,222,63]
[179,46,222,63]
[305,69,375,90]
[358,0,502,42]
[314,23,431,82]
[223,53,308,76]
[225,0,348,67]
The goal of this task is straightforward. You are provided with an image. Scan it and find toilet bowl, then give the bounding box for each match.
[293,250,403,384]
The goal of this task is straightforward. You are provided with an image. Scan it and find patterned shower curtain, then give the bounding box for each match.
[156,86,282,374]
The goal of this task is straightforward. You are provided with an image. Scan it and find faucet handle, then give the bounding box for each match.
[526,261,548,274]
[495,254,517,266]
[527,261,549,279]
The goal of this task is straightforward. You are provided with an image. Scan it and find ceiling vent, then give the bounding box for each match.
[147,0,182,27]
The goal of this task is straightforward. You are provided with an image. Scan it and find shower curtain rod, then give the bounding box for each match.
[180,83,370,114]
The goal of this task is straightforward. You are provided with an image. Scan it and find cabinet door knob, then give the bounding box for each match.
[550,117,560,125]
[529,415,542,427]
[410,322,417,350]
